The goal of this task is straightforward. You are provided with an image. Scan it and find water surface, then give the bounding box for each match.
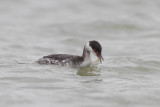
[0,0,160,107]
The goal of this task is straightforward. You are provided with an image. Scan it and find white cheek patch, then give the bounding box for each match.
[85,42,97,56]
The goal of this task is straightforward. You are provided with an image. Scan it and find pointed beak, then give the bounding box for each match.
[97,54,104,63]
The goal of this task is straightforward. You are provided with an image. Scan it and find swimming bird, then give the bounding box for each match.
[37,40,103,67]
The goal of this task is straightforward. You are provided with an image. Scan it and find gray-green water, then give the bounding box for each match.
[1,0,160,107]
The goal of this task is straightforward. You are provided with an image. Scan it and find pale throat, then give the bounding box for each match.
[81,49,92,66]
[83,49,91,61]
[82,42,93,64]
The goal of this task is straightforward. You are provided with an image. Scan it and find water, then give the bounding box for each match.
[1,0,160,107]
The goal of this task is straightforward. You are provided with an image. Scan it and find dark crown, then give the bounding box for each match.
[89,40,102,54]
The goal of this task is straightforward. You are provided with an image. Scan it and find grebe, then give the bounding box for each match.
[37,40,103,67]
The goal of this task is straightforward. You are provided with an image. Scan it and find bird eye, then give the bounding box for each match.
[93,49,99,56]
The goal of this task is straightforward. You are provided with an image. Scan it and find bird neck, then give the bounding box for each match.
[82,47,91,61]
